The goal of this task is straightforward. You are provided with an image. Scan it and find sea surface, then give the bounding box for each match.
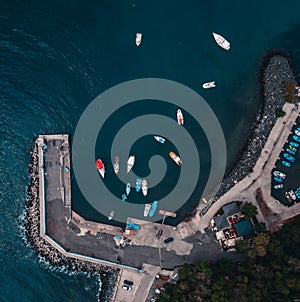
[1,0,300,301]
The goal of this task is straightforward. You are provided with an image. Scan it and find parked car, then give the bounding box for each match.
[282,161,291,167]
[164,237,174,244]
[124,280,133,286]
[122,285,132,291]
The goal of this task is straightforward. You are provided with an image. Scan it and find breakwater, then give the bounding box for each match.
[202,50,297,214]
[25,142,119,302]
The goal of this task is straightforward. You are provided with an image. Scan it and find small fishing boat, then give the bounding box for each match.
[285,192,293,203]
[144,203,152,217]
[290,141,299,147]
[202,81,216,89]
[121,194,127,202]
[136,33,142,46]
[177,109,184,125]
[283,153,295,162]
[286,148,295,155]
[136,178,142,192]
[169,151,182,166]
[294,129,300,136]
[108,210,115,220]
[212,32,230,50]
[113,156,119,174]
[154,136,166,144]
[289,190,297,201]
[149,201,158,217]
[142,179,148,196]
[126,183,131,195]
[282,161,291,168]
[289,145,297,152]
[127,155,135,173]
[273,171,286,179]
[126,222,140,230]
[274,184,283,189]
[293,135,300,142]
[274,177,283,183]
[96,159,105,178]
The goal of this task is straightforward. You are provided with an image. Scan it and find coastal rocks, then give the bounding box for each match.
[25,144,119,302]
[201,52,296,215]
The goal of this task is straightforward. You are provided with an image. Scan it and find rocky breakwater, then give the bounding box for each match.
[25,142,119,302]
[202,51,297,215]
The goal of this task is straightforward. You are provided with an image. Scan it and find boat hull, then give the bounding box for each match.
[142,179,148,196]
[127,155,135,173]
[144,204,152,217]
[149,201,158,217]
[169,151,182,166]
[177,109,184,125]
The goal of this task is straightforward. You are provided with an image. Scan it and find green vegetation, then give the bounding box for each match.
[158,216,300,302]
[275,108,286,118]
[241,202,258,219]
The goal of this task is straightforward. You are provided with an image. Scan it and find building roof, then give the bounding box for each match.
[234,219,255,237]
[223,202,240,217]
[214,214,230,230]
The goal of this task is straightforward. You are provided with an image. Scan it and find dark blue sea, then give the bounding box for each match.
[1,0,300,301]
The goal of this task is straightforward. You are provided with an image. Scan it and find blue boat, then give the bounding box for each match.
[286,148,295,155]
[121,194,127,202]
[293,135,300,143]
[274,177,283,183]
[282,161,291,167]
[290,141,299,147]
[126,222,140,230]
[289,145,297,152]
[136,179,142,192]
[283,153,295,162]
[149,201,158,217]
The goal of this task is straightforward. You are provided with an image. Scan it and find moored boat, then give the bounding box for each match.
[113,156,119,174]
[121,194,127,202]
[96,159,105,178]
[273,171,286,179]
[154,135,166,144]
[289,190,297,200]
[290,141,299,147]
[108,210,115,220]
[144,203,152,217]
[177,109,184,125]
[212,32,230,50]
[126,221,140,230]
[142,179,148,196]
[135,33,142,46]
[127,155,135,173]
[169,151,182,166]
[202,81,216,89]
[126,183,131,195]
[285,192,293,203]
[149,201,158,217]
[136,178,142,192]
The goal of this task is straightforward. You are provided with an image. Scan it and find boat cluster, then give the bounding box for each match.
[96,109,186,219]
[26,145,119,302]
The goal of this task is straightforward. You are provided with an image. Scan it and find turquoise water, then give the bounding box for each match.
[1,0,300,300]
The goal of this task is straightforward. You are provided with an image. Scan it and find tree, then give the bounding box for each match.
[275,108,286,118]
[241,202,258,219]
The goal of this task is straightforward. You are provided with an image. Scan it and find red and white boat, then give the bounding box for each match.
[177,109,184,125]
[96,159,105,178]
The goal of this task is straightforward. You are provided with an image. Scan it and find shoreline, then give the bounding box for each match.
[25,145,119,302]
[201,50,297,215]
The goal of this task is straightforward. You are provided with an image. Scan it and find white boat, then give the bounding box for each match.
[126,183,131,195]
[127,155,135,173]
[108,210,115,220]
[289,190,296,201]
[202,81,216,89]
[154,136,166,144]
[142,179,148,196]
[169,151,182,166]
[212,32,230,50]
[177,109,184,125]
[144,203,152,217]
[113,156,119,175]
[96,159,105,178]
[273,171,286,179]
[136,33,142,46]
